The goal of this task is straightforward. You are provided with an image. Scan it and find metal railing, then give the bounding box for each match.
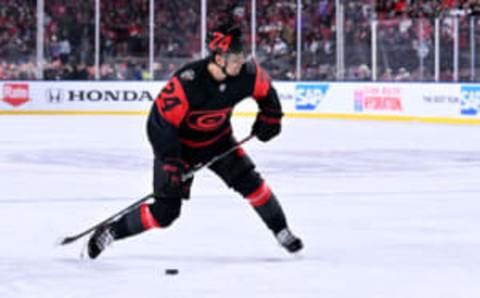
[0,0,479,82]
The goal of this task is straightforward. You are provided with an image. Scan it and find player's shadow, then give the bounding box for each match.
[120,253,302,264]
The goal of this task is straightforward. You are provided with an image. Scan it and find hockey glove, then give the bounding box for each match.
[251,109,283,142]
[159,158,190,198]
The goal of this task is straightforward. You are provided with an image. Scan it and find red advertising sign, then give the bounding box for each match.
[3,83,29,107]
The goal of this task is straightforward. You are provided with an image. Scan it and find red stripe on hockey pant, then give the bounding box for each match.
[140,203,161,229]
[246,181,272,207]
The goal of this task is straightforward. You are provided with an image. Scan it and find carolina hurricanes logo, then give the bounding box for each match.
[186,108,232,131]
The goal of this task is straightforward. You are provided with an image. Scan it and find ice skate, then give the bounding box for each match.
[87,225,115,259]
[276,228,303,253]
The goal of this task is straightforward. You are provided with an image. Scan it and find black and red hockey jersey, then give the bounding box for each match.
[147,58,282,164]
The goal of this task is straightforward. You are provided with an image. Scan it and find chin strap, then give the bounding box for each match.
[213,61,229,78]
[212,54,230,78]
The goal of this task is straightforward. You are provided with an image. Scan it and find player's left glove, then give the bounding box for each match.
[251,109,283,142]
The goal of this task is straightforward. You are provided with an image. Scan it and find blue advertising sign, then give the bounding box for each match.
[460,86,480,116]
[295,84,329,111]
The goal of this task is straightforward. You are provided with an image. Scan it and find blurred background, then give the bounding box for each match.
[1,0,480,82]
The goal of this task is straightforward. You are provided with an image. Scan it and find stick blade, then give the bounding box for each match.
[58,236,78,246]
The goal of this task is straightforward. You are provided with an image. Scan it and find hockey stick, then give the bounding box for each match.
[181,134,255,181]
[59,134,254,246]
[59,193,155,245]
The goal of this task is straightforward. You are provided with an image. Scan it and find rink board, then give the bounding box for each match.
[1,81,480,124]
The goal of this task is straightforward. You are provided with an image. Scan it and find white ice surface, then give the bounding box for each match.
[0,116,480,298]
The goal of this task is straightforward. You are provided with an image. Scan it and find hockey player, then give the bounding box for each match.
[87,23,303,259]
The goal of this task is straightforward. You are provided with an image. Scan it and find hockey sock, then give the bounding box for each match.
[246,182,287,234]
[109,203,160,240]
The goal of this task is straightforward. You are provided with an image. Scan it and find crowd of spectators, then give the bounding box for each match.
[0,0,36,79]
[375,0,480,18]
[1,0,480,81]
[302,0,480,81]
[374,0,480,81]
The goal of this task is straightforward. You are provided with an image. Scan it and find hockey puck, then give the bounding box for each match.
[165,269,179,275]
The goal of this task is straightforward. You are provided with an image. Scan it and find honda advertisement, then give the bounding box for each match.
[0,81,479,124]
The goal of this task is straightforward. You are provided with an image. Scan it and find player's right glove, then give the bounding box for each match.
[158,158,190,198]
[251,109,283,142]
